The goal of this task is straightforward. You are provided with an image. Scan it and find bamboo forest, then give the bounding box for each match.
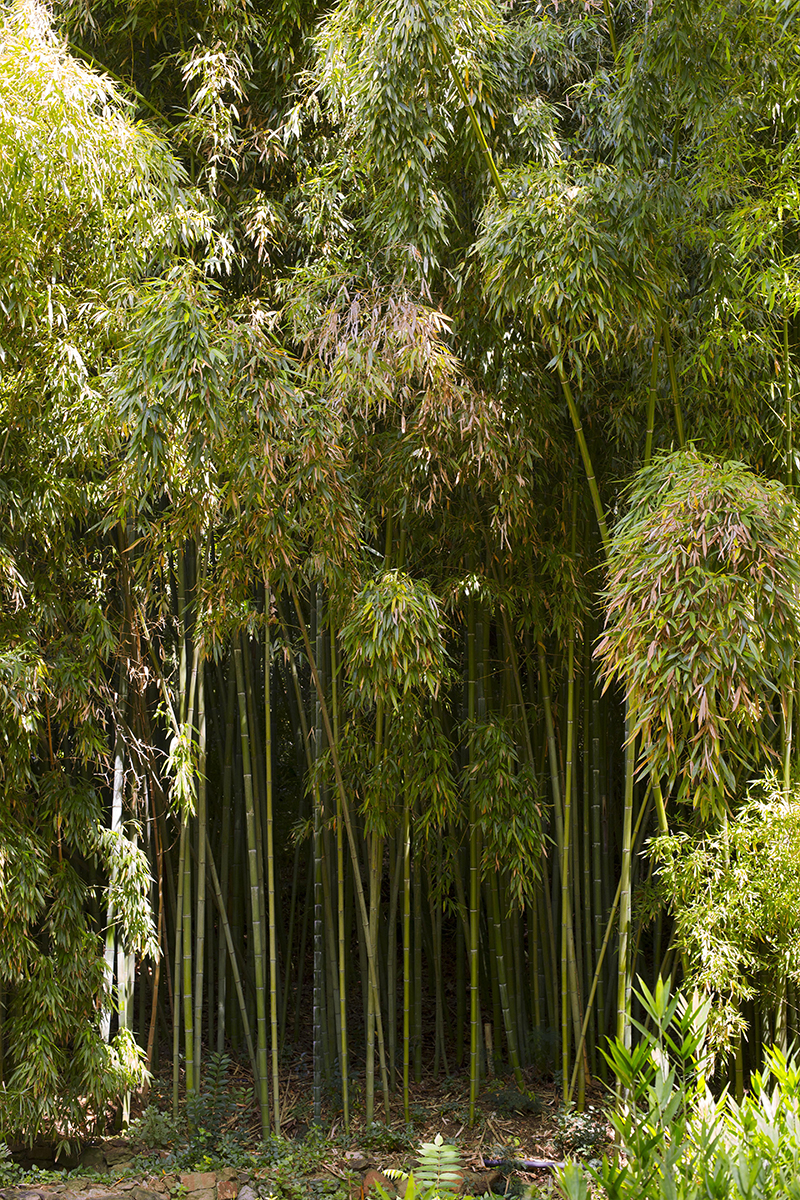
[3,0,800,1169]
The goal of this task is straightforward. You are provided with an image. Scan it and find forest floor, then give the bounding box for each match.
[4,1049,613,1200]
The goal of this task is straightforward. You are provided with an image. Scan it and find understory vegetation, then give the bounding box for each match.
[1,0,800,1169]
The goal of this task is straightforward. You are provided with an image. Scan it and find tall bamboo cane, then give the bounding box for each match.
[330,623,349,1129]
[234,637,270,1138]
[193,661,206,1086]
[288,579,391,1118]
[264,583,281,1134]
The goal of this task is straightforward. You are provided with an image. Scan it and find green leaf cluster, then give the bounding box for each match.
[598,449,800,816]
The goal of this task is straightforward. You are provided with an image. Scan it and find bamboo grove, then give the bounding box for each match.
[3,0,800,1151]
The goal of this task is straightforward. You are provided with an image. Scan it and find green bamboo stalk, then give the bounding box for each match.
[193,661,206,1087]
[205,833,257,1076]
[661,320,686,448]
[536,644,564,1023]
[467,588,480,1124]
[566,783,651,1104]
[561,621,575,1100]
[330,623,349,1129]
[234,637,270,1138]
[556,366,610,553]
[172,817,185,1117]
[312,592,324,1124]
[242,641,268,992]
[403,788,411,1122]
[412,851,423,1083]
[511,908,527,1065]
[456,919,465,1067]
[414,0,506,199]
[182,807,195,1095]
[288,579,391,1119]
[581,627,593,1069]
[591,686,604,1074]
[431,839,450,1077]
[489,872,525,1087]
[365,830,382,1123]
[366,521,392,1122]
[529,900,541,1031]
[264,584,281,1135]
[387,834,402,1092]
[217,664,236,1054]
[644,319,661,466]
[616,713,635,1052]
[277,620,313,1050]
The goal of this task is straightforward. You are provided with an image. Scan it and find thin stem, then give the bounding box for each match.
[264,584,281,1135]
[556,365,610,553]
[567,784,651,1104]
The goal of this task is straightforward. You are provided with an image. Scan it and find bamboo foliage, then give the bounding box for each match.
[6,0,800,1147]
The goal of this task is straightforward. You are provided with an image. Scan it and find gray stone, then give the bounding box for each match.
[237,1185,258,1200]
[133,1189,163,1200]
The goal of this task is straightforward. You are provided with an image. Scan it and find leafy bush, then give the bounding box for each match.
[0,1140,22,1187]
[127,1105,182,1150]
[558,978,800,1200]
[555,1104,608,1158]
[650,774,800,1057]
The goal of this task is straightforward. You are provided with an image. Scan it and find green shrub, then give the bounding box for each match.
[127,1106,182,1150]
[559,978,800,1200]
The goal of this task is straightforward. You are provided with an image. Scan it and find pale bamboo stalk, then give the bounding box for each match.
[145,801,164,1083]
[102,673,127,1044]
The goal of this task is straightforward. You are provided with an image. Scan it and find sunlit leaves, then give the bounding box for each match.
[0,0,205,359]
[651,774,800,1055]
[342,569,448,710]
[597,450,800,817]
[479,163,666,373]
[315,0,511,279]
